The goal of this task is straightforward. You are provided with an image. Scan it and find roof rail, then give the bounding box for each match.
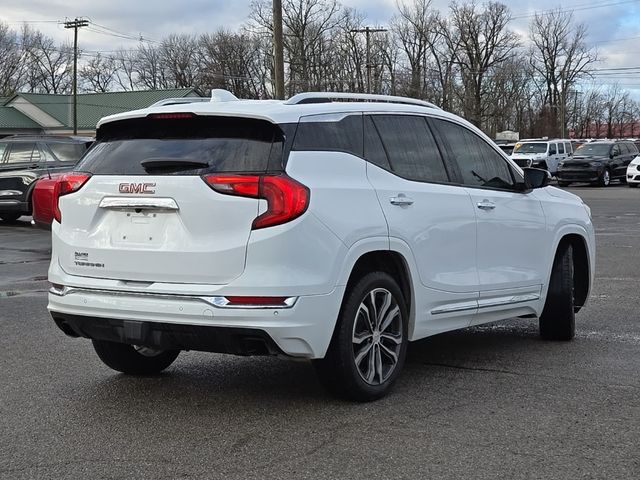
[149,97,211,107]
[284,92,440,109]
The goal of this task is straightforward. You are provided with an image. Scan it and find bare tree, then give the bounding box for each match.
[529,9,597,137]
[135,43,167,90]
[392,0,434,98]
[160,34,200,88]
[199,30,270,97]
[24,30,73,94]
[79,53,117,92]
[447,1,520,128]
[113,48,138,91]
[0,23,27,96]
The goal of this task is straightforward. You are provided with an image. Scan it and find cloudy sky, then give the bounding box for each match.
[3,0,640,90]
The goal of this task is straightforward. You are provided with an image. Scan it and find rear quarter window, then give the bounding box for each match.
[47,143,88,162]
[292,114,363,157]
[5,143,39,164]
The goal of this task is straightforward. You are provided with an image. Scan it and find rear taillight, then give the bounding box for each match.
[53,172,91,223]
[203,174,309,229]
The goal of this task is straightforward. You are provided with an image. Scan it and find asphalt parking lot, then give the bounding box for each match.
[1,185,639,479]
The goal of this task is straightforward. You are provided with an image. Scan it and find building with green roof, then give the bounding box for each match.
[0,88,202,137]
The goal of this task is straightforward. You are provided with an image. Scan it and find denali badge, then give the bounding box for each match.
[119,182,156,194]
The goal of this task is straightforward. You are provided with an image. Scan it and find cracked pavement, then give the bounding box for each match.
[1,185,639,479]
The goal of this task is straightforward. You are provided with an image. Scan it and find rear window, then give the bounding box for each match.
[77,116,285,175]
[48,143,89,162]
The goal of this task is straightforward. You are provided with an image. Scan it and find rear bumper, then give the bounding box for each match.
[48,285,345,359]
[51,313,285,356]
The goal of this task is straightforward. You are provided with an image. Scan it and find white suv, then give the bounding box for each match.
[510,139,573,175]
[47,91,595,401]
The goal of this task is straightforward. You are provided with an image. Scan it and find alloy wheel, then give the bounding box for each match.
[351,288,403,385]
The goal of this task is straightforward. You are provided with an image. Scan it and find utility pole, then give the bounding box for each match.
[64,18,89,135]
[350,26,387,94]
[273,0,285,100]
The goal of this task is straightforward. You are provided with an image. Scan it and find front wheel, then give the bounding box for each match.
[539,244,575,341]
[314,271,408,402]
[558,181,571,187]
[92,340,180,374]
[629,182,638,188]
[596,168,611,187]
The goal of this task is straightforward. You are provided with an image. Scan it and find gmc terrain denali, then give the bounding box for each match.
[47,91,595,401]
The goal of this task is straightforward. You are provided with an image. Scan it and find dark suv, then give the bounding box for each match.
[0,135,93,221]
[556,140,638,187]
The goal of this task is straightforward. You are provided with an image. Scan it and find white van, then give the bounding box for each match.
[510,139,573,175]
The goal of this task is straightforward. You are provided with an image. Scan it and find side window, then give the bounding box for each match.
[558,143,565,154]
[363,116,391,170]
[0,143,7,161]
[371,115,449,183]
[6,143,37,164]
[430,118,515,190]
[549,143,557,155]
[630,143,639,156]
[565,142,573,155]
[293,114,363,157]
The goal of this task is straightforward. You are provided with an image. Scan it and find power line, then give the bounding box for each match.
[511,0,639,20]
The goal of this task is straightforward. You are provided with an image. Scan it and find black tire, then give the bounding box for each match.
[539,244,575,341]
[558,181,571,187]
[0,213,21,222]
[629,182,638,188]
[92,340,179,374]
[313,271,408,402]
[596,168,611,187]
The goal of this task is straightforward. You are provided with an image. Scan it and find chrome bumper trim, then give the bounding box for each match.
[49,285,298,309]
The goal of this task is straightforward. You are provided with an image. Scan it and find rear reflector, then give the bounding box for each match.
[53,172,92,223]
[202,174,309,229]
[225,296,289,306]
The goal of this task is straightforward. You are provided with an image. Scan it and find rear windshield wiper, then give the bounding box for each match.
[140,158,209,173]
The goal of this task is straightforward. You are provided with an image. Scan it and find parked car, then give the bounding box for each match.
[47,91,595,401]
[556,140,639,187]
[0,135,93,222]
[625,155,640,187]
[510,139,572,174]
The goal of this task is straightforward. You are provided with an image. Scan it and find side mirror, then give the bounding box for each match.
[523,168,551,190]
[610,153,615,159]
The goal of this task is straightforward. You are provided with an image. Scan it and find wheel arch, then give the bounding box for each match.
[556,233,591,312]
[337,243,417,338]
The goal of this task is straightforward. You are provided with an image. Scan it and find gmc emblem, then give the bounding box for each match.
[119,182,156,194]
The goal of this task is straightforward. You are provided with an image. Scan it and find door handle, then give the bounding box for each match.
[477,201,495,210]
[390,194,414,206]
